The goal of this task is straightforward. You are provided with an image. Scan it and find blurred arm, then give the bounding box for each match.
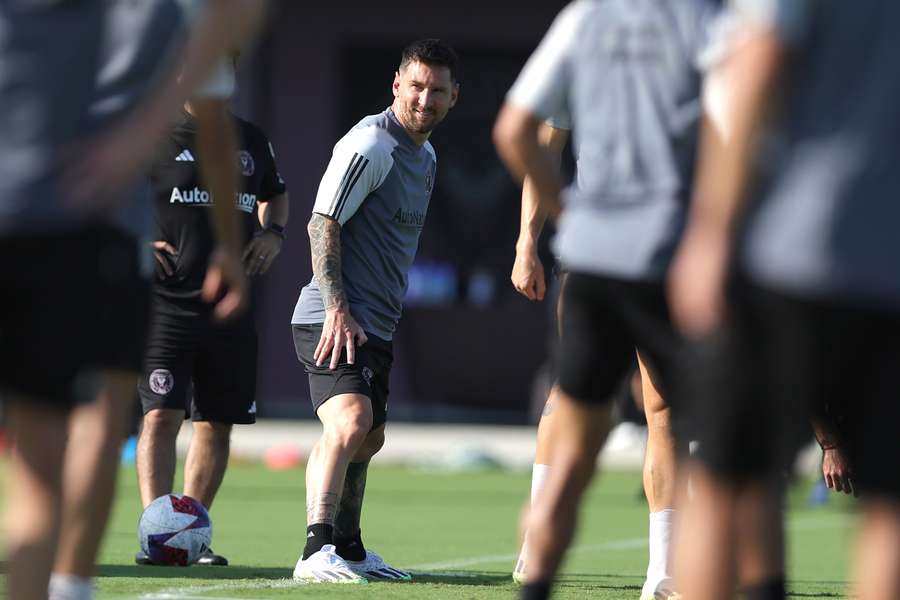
[494,105,563,222]
[510,123,569,301]
[668,28,786,338]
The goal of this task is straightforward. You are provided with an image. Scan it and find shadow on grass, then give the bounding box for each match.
[96,564,290,580]
[406,570,514,586]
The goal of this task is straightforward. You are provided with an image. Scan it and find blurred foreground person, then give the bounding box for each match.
[509,121,684,600]
[494,1,717,598]
[0,1,264,598]
[670,2,900,599]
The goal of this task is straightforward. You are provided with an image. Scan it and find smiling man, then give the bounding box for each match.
[290,39,459,583]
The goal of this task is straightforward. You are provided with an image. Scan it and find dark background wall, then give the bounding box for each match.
[235,1,571,423]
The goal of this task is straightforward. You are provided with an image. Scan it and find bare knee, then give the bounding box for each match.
[141,409,183,441]
[353,426,385,462]
[321,405,372,454]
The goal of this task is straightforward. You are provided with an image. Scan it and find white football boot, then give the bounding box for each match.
[345,549,411,581]
[512,542,528,584]
[292,544,367,584]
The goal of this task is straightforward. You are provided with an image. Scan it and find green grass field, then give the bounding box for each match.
[4,462,856,599]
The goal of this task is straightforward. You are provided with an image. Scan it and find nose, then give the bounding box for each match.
[418,89,433,109]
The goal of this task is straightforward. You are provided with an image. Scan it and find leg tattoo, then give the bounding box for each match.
[334,461,369,561]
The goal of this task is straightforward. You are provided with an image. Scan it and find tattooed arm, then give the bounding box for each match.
[308,213,368,369]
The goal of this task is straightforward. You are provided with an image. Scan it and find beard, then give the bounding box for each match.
[400,104,442,134]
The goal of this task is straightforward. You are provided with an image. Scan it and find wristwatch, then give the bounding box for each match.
[264,223,286,239]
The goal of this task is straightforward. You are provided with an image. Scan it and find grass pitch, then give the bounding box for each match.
[5,461,855,598]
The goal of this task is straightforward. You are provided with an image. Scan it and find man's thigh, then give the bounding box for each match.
[192,321,257,425]
[292,324,392,430]
[556,273,640,405]
[137,306,201,418]
[0,226,149,408]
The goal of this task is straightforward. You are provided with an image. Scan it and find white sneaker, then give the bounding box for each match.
[292,544,367,584]
[640,577,681,600]
[48,574,94,600]
[346,549,411,581]
[512,543,528,584]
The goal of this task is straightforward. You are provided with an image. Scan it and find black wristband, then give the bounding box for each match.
[264,223,286,239]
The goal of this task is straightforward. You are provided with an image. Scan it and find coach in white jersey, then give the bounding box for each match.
[494,1,716,599]
[290,39,459,583]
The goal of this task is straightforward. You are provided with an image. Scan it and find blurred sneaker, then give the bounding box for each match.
[346,549,411,581]
[195,547,228,566]
[512,544,528,584]
[293,544,367,584]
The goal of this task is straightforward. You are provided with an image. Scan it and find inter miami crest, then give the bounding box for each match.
[149,369,174,395]
[238,150,255,176]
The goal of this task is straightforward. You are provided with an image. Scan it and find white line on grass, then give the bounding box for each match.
[136,513,852,597]
[407,512,852,572]
[139,578,304,600]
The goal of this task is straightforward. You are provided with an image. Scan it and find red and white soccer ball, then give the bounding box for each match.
[138,494,212,566]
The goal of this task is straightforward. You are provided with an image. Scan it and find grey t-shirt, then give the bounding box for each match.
[292,109,437,341]
[0,0,227,237]
[507,0,716,281]
[735,0,900,307]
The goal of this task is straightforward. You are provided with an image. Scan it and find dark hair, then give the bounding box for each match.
[399,39,460,83]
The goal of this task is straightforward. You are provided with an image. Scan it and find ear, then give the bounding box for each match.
[449,82,460,109]
[392,71,401,98]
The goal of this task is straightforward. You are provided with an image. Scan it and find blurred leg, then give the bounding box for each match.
[524,392,612,585]
[54,372,135,580]
[673,463,737,600]
[854,497,900,600]
[735,479,784,598]
[639,355,682,598]
[6,400,68,600]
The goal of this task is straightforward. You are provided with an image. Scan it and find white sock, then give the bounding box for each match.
[530,463,551,505]
[643,509,676,594]
[49,574,94,600]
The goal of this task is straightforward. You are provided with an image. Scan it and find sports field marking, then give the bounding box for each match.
[408,512,852,572]
[135,513,852,598]
[140,578,304,600]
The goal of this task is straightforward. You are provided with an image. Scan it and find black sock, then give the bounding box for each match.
[302,523,334,560]
[335,529,366,562]
[742,577,786,600]
[521,581,551,600]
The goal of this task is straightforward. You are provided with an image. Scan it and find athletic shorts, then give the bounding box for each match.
[138,295,257,424]
[691,278,900,497]
[292,324,393,430]
[0,225,150,409]
[556,272,682,406]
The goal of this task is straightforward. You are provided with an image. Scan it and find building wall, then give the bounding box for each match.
[244,1,568,422]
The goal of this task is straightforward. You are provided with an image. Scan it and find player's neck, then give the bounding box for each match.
[183,101,195,116]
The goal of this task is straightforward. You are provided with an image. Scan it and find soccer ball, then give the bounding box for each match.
[138,494,212,566]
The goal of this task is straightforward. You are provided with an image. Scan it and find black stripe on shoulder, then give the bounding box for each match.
[333,156,370,221]
[329,153,364,216]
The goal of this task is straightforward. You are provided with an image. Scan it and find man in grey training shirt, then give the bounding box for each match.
[669,1,900,599]
[493,1,716,599]
[290,39,459,583]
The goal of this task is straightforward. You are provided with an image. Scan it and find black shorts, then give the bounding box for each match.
[557,272,681,406]
[0,225,150,409]
[691,278,900,498]
[292,324,393,430]
[138,295,257,424]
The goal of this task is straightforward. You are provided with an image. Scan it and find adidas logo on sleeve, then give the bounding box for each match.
[175,150,195,162]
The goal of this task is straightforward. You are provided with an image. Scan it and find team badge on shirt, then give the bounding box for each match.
[149,369,174,395]
[238,150,255,176]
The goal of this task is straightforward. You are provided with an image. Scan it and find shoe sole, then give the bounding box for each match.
[293,571,367,584]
